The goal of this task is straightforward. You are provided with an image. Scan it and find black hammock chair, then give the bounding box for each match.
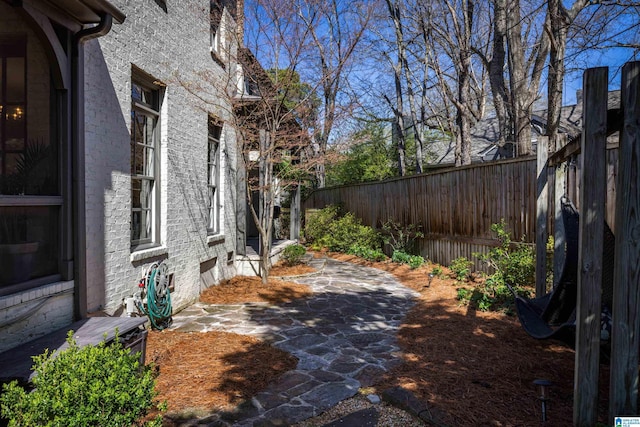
[509,196,615,349]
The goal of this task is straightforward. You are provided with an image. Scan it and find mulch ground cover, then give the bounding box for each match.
[145,253,614,426]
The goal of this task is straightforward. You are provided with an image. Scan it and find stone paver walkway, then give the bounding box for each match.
[169,256,419,426]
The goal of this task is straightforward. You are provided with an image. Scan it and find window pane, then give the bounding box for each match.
[133,112,145,144]
[0,206,59,287]
[208,187,217,231]
[132,179,152,210]
[145,145,154,177]
[132,210,142,241]
[6,57,25,102]
[143,209,152,239]
[134,142,144,175]
[145,114,156,146]
[141,180,151,209]
[5,105,25,147]
[132,83,142,103]
[132,178,141,209]
[132,82,154,107]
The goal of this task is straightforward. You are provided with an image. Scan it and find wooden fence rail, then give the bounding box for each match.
[303,152,618,271]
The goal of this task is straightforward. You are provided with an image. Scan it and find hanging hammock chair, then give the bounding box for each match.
[509,196,615,349]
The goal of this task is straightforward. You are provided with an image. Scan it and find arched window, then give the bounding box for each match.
[0,31,61,294]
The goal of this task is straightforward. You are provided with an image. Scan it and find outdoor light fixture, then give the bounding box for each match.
[427,273,434,288]
[533,379,552,422]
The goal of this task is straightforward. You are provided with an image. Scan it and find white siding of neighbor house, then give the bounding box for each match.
[84,0,239,315]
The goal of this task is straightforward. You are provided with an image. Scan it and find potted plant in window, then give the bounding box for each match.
[0,138,51,284]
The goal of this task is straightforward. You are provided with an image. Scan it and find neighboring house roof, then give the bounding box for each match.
[427,90,621,166]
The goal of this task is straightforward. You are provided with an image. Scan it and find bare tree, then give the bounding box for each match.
[233,0,319,282]
[546,0,590,140]
[297,0,373,187]
[426,0,488,166]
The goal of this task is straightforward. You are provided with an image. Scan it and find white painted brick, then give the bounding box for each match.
[84,0,240,315]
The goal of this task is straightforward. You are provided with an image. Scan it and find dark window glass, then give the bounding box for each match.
[131,74,160,248]
[0,206,59,289]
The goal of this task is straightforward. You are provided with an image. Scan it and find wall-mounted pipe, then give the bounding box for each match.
[71,12,114,319]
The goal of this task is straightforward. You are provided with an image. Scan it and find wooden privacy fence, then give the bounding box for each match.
[304,157,538,270]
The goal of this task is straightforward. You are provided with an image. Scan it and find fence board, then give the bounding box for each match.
[574,66,608,427]
[609,61,640,418]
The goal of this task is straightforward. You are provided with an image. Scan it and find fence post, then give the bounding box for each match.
[536,136,549,296]
[574,67,608,426]
[289,185,301,241]
[553,134,568,285]
[609,61,640,419]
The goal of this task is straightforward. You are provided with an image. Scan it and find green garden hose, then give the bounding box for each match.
[138,262,172,330]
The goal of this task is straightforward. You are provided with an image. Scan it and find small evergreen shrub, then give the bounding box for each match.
[0,332,163,427]
[391,250,425,269]
[304,206,381,254]
[304,205,339,247]
[449,257,473,281]
[282,244,306,265]
[348,245,386,261]
[325,213,380,253]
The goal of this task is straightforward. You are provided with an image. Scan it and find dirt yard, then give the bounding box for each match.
[146,253,612,425]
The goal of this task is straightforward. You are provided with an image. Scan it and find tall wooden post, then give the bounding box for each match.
[289,184,301,241]
[574,67,608,426]
[554,134,567,285]
[536,136,549,296]
[609,61,640,419]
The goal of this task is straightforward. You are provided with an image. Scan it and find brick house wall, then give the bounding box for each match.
[84,0,240,315]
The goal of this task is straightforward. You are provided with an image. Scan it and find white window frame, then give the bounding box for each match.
[207,118,222,235]
[131,72,162,250]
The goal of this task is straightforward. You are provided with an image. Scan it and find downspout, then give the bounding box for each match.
[71,14,113,319]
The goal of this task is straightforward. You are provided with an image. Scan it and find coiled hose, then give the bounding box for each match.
[137,262,172,330]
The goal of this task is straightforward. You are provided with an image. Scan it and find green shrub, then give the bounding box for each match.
[304,207,381,254]
[381,220,424,254]
[348,245,386,261]
[282,244,306,265]
[449,257,473,281]
[475,219,535,289]
[1,332,163,427]
[304,205,339,246]
[325,213,380,253]
[431,266,443,278]
[456,276,531,312]
[456,220,536,312]
[391,250,425,269]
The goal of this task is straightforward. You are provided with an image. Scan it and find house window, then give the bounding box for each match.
[207,118,222,235]
[131,72,161,249]
[210,1,228,63]
[1,35,60,294]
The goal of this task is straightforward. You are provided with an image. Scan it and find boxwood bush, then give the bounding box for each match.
[0,332,163,427]
[304,206,381,254]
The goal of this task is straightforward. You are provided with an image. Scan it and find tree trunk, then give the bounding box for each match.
[258,130,274,284]
[506,0,531,156]
[386,0,409,176]
[547,0,588,141]
[455,0,473,166]
[489,0,511,148]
